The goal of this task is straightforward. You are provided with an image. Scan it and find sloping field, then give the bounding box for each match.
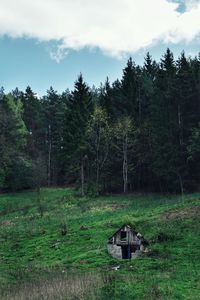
[0,188,200,299]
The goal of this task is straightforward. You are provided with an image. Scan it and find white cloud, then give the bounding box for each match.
[165,1,200,43]
[49,45,69,63]
[0,0,200,60]
[184,0,200,10]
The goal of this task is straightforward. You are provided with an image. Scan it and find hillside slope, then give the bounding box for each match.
[0,189,200,299]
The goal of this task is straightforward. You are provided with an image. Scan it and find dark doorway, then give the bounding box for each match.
[121,245,131,259]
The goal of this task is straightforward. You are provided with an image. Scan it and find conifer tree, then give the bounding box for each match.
[64,74,93,196]
[120,58,138,118]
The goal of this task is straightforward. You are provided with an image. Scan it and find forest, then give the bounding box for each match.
[0,49,200,195]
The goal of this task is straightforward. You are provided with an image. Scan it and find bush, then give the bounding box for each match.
[6,157,33,191]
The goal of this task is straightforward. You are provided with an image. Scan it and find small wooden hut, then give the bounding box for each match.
[107,224,148,259]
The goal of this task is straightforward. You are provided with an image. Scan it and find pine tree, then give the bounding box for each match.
[63,74,93,196]
[120,58,138,118]
[99,77,113,117]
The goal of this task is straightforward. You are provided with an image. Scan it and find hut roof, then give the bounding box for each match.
[108,224,138,240]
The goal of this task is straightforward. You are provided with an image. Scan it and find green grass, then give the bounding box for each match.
[0,188,200,299]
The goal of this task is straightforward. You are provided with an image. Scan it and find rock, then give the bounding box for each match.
[111,265,120,271]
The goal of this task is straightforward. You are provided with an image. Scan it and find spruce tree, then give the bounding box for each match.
[63,74,93,196]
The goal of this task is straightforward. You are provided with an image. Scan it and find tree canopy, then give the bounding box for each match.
[0,49,200,194]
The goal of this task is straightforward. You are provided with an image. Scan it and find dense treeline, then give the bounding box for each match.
[0,49,200,194]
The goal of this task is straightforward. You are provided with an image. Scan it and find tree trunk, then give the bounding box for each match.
[81,159,85,197]
[178,104,183,146]
[138,164,142,191]
[96,123,100,196]
[138,82,141,126]
[96,163,100,196]
[37,186,43,217]
[47,124,52,187]
[177,172,184,198]
[123,135,128,193]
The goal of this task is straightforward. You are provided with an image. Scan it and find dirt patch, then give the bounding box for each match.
[101,203,128,211]
[0,220,13,227]
[110,203,128,209]
[161,205,200,221]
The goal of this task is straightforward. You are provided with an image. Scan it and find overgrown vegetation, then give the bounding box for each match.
[0,188,200,299]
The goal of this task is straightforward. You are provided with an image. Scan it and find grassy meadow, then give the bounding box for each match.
[0,188,200,299]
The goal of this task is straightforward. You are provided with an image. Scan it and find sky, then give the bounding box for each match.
[0,0,200,95]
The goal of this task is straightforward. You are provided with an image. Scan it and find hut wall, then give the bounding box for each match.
[107,244,122,259]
